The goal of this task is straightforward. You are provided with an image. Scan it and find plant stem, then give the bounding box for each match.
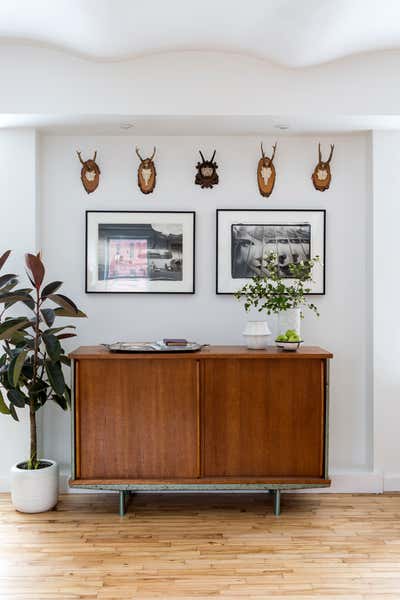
[30,287,41,468]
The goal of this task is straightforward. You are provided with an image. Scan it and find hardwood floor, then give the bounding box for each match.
[1,492,400,599]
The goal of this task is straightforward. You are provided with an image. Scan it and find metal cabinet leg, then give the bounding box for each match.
[273,489,281,516]
[119,490,128,516]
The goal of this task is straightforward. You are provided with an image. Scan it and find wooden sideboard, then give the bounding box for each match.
[69,345,333,515]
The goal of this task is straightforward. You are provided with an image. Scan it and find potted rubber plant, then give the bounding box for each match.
[0,250,86,513]
[234,252,320,349]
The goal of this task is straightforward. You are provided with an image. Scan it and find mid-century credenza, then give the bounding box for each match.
[69,345,333,515]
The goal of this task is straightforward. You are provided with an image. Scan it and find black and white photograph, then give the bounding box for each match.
[217,209,325,294]
[86,211,195,293]
[231,224,311,279]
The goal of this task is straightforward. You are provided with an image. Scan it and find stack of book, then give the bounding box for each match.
[162,338,189,347]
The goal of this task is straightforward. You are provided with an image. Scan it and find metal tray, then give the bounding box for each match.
[104,341,203,353]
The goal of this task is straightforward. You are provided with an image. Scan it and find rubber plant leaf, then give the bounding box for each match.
[42,333,62,362]
[0,250,11,271]
[45,361,65,395]
[54,308,87,318]
[0,389,10,415]
[25,253,45,289]
[0,273,17,288]
[0,318,29,340]
[8,350,27,387]
[48,294,78,314]
[41,308,55,328]
[7,389,27,408]
[41,281,62,298]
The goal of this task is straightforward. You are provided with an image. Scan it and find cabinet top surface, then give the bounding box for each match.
[70,345,333,359]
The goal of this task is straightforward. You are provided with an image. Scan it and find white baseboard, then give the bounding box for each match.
[0,477,9,493]
[383,474,400,492]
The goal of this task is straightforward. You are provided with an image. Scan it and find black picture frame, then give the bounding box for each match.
[216,209,326,295]
[86,210,196,294]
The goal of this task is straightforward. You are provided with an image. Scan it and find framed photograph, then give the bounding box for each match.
[216,209,326,295]
[86,211,195,294]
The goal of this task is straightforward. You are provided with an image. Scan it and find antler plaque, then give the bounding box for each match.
[312,143,334,191]
[136,147,157,194]
[257,142,277,197]
[77,151,100,194]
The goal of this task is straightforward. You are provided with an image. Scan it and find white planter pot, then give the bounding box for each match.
[277,308,301,338]
[243,320,271,349]
[11,460,59,513]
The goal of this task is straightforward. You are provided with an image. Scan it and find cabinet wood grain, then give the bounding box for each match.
[71,346,332,489]
[77,358,199,479]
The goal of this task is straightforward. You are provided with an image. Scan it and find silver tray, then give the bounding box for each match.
[105,341,203,353]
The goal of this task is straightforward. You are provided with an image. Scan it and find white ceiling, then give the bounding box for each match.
[1,114,400,135]
[1,0,400,68]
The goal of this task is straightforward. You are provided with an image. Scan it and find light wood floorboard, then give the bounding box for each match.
[0,492,400,599]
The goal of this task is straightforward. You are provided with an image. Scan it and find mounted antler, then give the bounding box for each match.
[270,142,277,163]
[195,150,219,189]
[312,143,335,191]
[76,150,100,194]
[257,142,277,197]
[135,146,157,194]
[135,147,144,162]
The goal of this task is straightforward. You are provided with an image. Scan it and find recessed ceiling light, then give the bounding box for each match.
[274,124,289,130]
[120,122,134,130]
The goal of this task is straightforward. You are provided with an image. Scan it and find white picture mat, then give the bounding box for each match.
[86,211,195,293]
[217,210,325,294]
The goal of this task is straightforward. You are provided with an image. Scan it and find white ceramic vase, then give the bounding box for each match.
[11,460,59,513]
[243,321,271,349]
[277,308,301,337]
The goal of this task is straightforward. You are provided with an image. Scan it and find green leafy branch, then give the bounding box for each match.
[234,252,321,318]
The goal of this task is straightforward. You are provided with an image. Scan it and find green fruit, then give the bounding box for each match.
[285,329,296,336]
[276,335,286,342]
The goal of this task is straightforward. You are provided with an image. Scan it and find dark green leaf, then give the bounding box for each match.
[64,386,71,408]
[0,389,10,415]
[45,361,65,395]
[41,281,62,298]
[0,250,11,271]
[59,355,71,367]
[22,364,34,379]
[29,380,48,397]
[0,318,29,340]
[52,393,68,410]
[9,403,19,421]
[48,294,78,314]
[0,292,31,306]
[22,295,35,311]
[8,351,27,387]
[25,253,45,289]
[0,273,17,288]
[54,308,87,318]
[7,389,27,408]
[41,308,55,328]
[43,333,62,362]
[44,325,75,335]
[57,333,77,340]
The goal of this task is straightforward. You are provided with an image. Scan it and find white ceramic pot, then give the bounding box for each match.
[243,321,271,349]
[277,308,301,337]
[11,460,59,513]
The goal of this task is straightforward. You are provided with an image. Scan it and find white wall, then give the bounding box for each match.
[38,133,373,487]
[0,129,39,488]
[372,131,400,491]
